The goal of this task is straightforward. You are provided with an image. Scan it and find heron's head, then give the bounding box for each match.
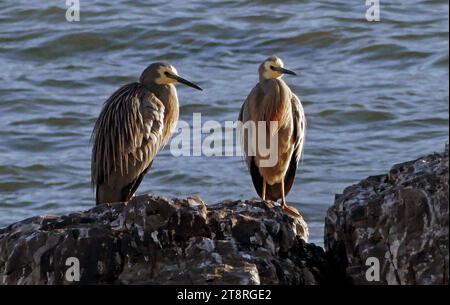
[259,56,296,80]
[140,62,202,90]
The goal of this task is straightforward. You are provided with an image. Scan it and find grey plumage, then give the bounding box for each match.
[238,56,306,217]
[91,62,202,204]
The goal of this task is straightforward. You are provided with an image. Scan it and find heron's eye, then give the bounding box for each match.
[270,65,275,70]
[164,71,170,77]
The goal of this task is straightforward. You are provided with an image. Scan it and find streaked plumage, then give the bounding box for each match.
[238,56,306,217]
[91,62,202,204]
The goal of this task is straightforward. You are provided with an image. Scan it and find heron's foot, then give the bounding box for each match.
[281,203,301,218]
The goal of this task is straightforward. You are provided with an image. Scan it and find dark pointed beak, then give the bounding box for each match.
[171,75,203,91]
[273,67,297,76]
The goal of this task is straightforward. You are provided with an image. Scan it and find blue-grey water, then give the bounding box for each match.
[0,0,448,244]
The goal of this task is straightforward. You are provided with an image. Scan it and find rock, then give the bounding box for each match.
[2,147,447,285]
[325,147,449,285]
[0,196,337,285]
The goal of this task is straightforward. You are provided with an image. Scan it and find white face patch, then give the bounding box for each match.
[262,57,285,80]
[155,65,179,85]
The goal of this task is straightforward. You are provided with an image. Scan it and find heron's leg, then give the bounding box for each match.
[280,179,301,218]
[262,178,266,201]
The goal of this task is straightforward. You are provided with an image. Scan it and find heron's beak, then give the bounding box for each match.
[273,67,297,76]
[171,75,203,91]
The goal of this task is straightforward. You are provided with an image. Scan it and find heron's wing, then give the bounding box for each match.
[238,84,262,166]
[91,83,165,203]
[290,94,306,165]
[237,84,267,198]
[284,94,306,194]
[237,93,249,163]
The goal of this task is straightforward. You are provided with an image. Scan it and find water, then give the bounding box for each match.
[0,0,448,245]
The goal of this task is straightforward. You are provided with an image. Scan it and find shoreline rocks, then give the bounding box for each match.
[0,195,340,284]
[0,146,448,285]
[325,146,449,285]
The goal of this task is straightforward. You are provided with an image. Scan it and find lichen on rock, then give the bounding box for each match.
[325,146,449,285]
[1,147,448,285]
[0,195,335,285]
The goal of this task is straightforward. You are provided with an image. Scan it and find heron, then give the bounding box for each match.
[238,55,306,218]
[91,62,202,205]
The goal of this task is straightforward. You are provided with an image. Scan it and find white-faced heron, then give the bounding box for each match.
[238,56,306,217]
[91,62,202,204]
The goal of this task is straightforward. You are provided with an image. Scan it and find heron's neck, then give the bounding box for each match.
[259,78,291,125]
[145,83,179,141]
[144,83,175,103]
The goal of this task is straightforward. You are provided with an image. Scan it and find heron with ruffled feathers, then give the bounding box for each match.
[91,62,202,204]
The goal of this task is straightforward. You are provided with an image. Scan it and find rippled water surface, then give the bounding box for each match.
[0,0,448,244]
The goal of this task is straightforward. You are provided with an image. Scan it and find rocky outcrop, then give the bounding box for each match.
[0,195,339,285]
[1,147,448,285]
[325,147,449,285]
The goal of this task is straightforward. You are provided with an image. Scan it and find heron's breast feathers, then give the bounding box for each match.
[261,79,293,136]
